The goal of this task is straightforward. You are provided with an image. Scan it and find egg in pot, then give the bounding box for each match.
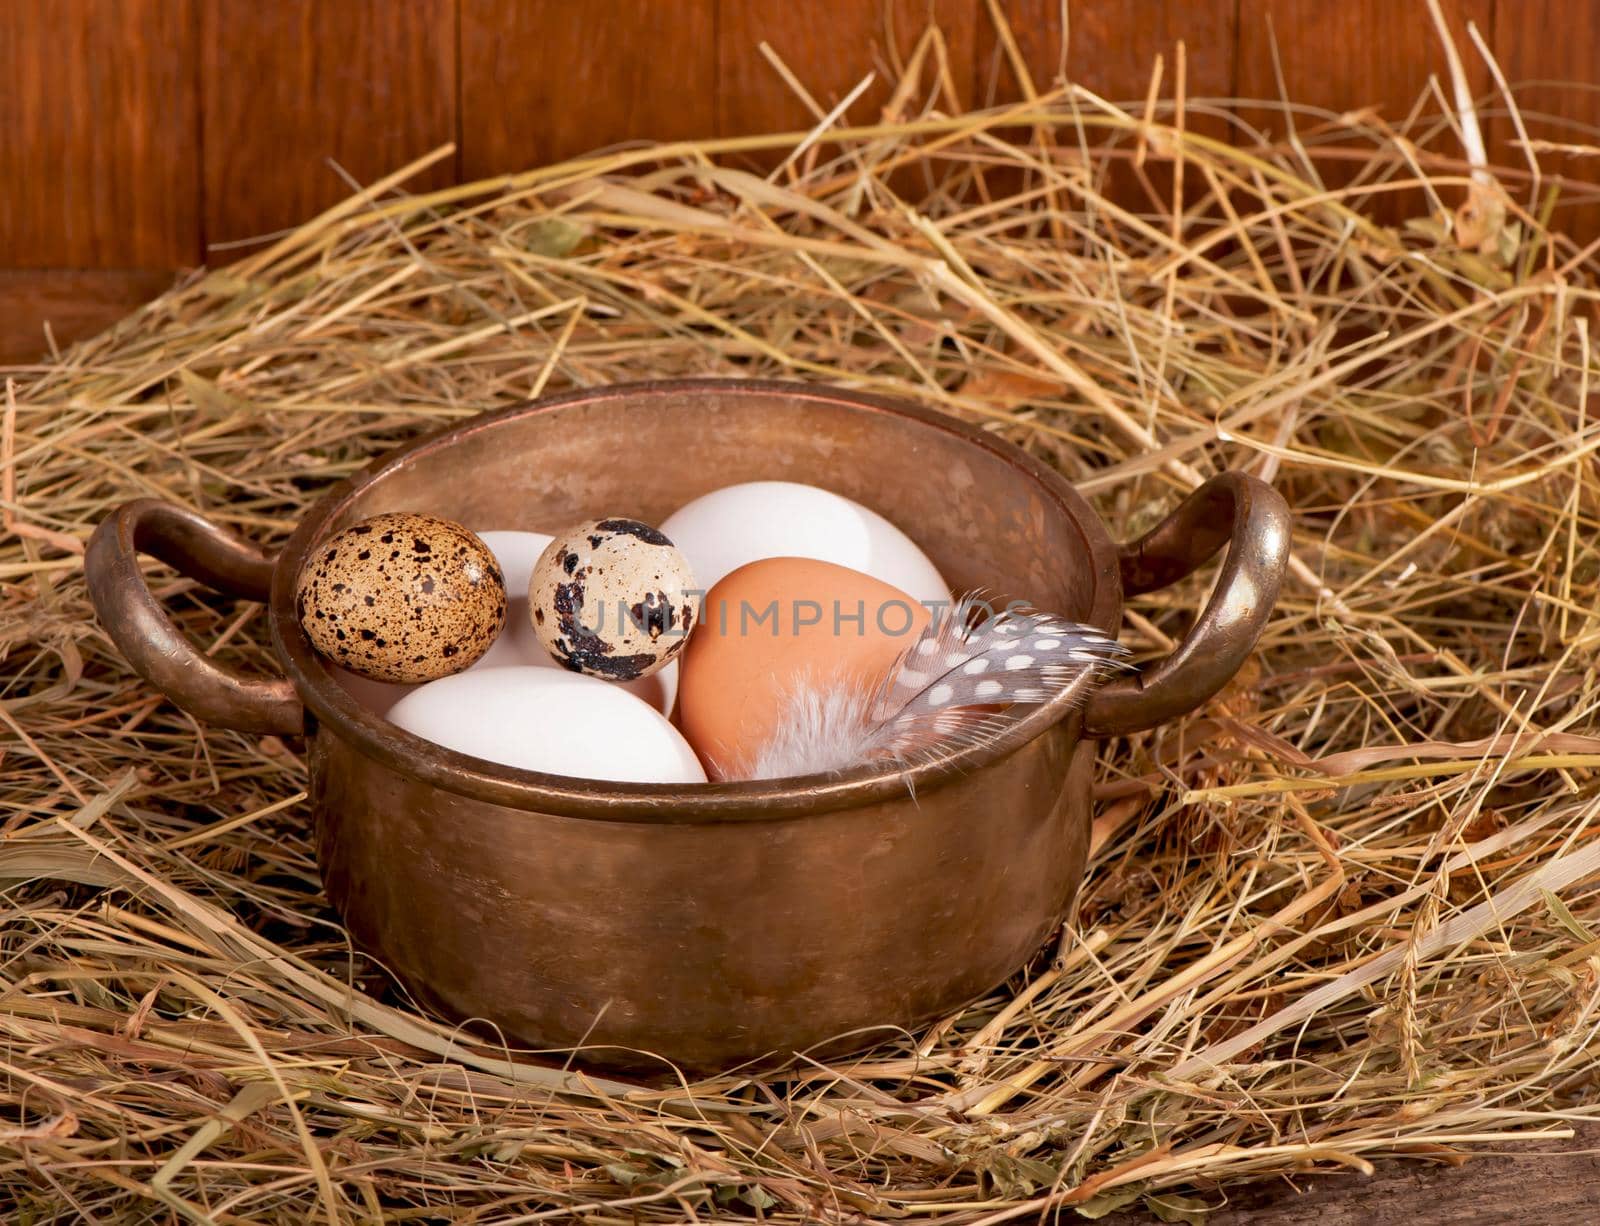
[296,512,506,684]
[528,518,696,682]
[473,530,679,711]
[675,556,932,780]
[386,666,705,784]
[660,480,950,608]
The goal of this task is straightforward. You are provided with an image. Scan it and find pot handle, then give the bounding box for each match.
[1083,473,1289,738]
[86,499,304,735]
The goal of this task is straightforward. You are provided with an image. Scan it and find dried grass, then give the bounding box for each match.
[5,16,1600,1223]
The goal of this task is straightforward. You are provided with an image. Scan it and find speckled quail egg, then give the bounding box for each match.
[529,518,696,682]
[296,512,507,683]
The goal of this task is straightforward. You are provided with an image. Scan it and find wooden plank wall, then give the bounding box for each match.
[3,0,1598,362]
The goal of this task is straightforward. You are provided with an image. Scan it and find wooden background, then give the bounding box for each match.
[2,0,1598,362]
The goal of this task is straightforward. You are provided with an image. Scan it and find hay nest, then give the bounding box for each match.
[6,25,1600,1224]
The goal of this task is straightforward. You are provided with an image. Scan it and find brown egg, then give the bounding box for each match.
[296,512,507,683]
[676,557,931,779]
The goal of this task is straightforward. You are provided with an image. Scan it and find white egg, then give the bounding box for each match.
[333,529,676,717]
[474,529,550,595]
[660,481,950,610]
[471,530,554,671]
[387,667,706,784]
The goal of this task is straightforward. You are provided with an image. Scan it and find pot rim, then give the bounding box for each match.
[269,379,1123,822]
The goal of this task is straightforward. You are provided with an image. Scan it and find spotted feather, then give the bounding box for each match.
[741,595,1128,781]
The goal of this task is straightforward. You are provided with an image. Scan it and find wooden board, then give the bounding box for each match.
[1236,0,1494,222]
[199,0,456,249]
[976,0,1235,111]
[1108,1123,1600,1224]
[460,0,717,177]
[7,0,1600,284]
[0,0,199,268]
[1491,0,1600,244]
[0,270,177,366]
[1236,0,1494,123]
[970,2,1236,223]
[718,0,978,139]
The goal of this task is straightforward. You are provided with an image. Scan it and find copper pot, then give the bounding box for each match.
[87,380,1289,1070]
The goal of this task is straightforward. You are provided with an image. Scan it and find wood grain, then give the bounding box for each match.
[200,0,456,250]
[0,0,199,269]
[1236,0,1494,124]
[718,0,979,141]
[972,2,1235,223]
[976,1,1235,111]
[1491,0,1600,244]
[1236,0,1494,222]
[460,0,717,177]
[0,270,176,365]
[1107,1124,1600,1225]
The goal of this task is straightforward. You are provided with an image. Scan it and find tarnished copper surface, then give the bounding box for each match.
[1084,472,1291,737]
[85,500,303,735]
[87,379,1289,1069]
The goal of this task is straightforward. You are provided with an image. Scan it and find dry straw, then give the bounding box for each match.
[6,11,1600,1223]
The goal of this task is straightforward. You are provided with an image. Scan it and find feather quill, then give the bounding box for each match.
[741,596,1128,781]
